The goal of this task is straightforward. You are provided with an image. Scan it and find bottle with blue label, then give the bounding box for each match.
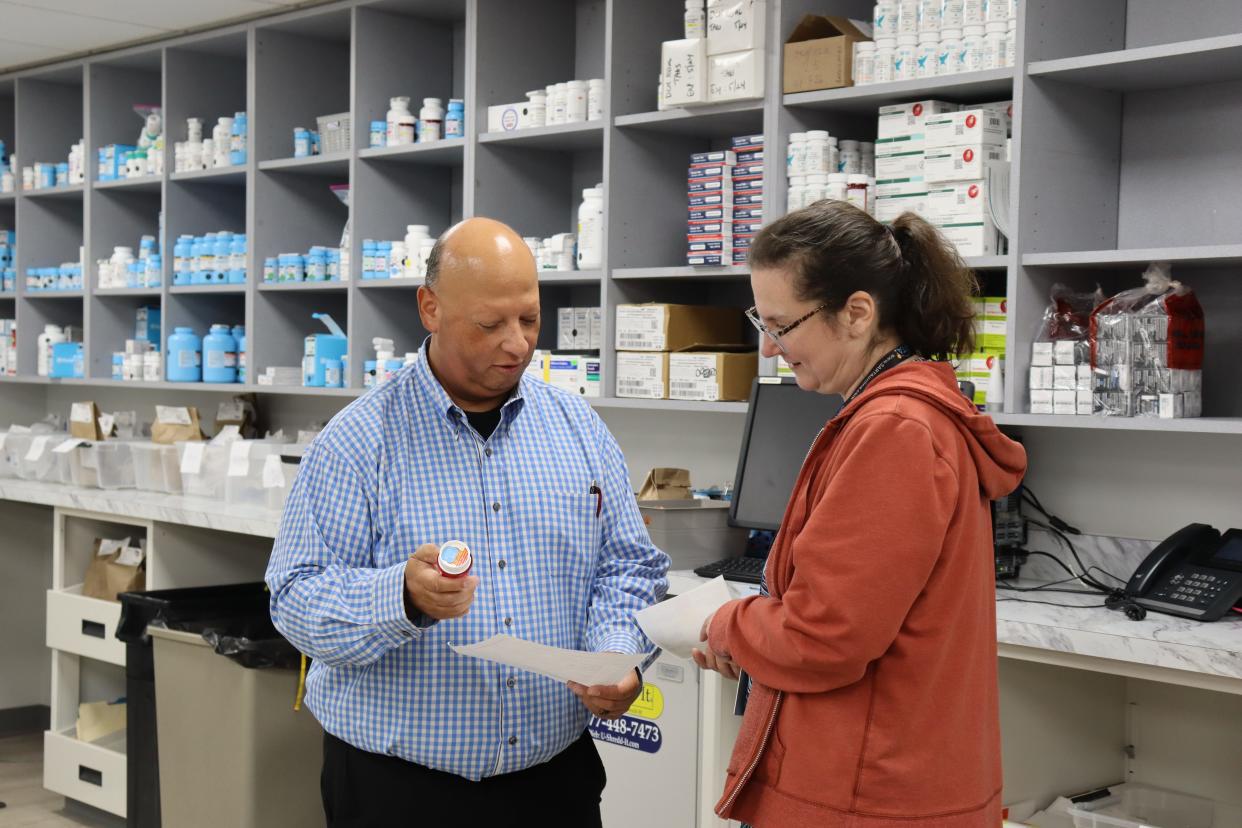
[212,233,232,283]
[327,248,341,281]
[237,332,246,383]
[230,112,247,165]
[173,235,193,285]
[146,252,162,288]
[445,99,465,138]
[361,240,377,279]
[203,324,238,383]
[112,353,124,381]
[370,120,386,148]
[263,256,277,283]
[375,241,392,280]
[167,327,203,382]
[190,237,207,284]
[304,313,348,387]
[294,127,312,158]
[307,247,328,281]
[229,234,247,284]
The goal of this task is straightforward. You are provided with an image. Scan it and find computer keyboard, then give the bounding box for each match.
[694,556,767,585]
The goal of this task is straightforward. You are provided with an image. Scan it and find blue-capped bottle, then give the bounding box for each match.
[213,233,232,283]
[173,235,193,285]
[237,331,247,383]
[361,240,377,280]
[229,234,247,284]
[203,323,238,383]
[146,253,162,288]
[445,99,465,139]
[167,327,203,382]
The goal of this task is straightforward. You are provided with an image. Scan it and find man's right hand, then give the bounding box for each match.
[404,544,479,621]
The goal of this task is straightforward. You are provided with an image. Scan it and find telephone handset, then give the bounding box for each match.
[1125,523,1242,621]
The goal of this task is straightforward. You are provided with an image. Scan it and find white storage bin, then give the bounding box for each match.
[66,442,136,490]
[1067,784,1214,828]
[177,441,230,500]
[131,442,183,494]
[224,441,297,507]
[14,433,69,481]
[43,727,127,818]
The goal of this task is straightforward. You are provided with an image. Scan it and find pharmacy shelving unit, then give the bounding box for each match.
[1,0,1242,823]
[0,0,1235,418]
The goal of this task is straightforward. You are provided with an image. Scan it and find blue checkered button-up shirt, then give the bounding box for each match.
[266,343,669,780]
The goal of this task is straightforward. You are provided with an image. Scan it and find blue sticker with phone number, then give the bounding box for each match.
[588,714,662,753]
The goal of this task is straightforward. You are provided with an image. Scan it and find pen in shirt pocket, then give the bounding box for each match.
[590,480,602,518]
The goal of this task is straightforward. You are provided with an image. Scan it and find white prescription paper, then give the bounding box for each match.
[179,442,205,475]
[450,635,645,687]
[634,576,735,660]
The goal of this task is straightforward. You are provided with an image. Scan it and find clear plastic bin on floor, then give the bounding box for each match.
[131,443,183,494]
[225,442,303,508]
[1067,784,1214,828]
[12,433,71,481]
[65,442,136,489]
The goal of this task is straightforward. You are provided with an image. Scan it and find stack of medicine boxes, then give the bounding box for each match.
[687,135,764,267]
[530,306,603,397]
[923,103,1009,257]
[0,229,14,293]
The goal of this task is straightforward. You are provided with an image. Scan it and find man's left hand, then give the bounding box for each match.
[568,667,642,720]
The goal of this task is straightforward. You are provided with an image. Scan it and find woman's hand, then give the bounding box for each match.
[691,609,742,680]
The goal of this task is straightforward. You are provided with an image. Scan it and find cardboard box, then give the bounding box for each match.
[875,191,928,222]
[927,180,990,225]
[668,350,757,401]
[923,109,1007,150]
[875,150,925,180]
[688,206,731,221]
[688,176,734,193]
[1078,390,1095,416]
[661,39,708,106]
[688,254,726,266]
[940,221,1000,257]
[781,14,869,93]
[573,307,591,350]
[923,145,1006,183]
[689,163,733,179]
[557,307,576,350]
[691,150,738,165]
[875,176,928,197]
[1031,342,1053,367]
[708,49,765,102]
[615,303,745,352]
[708,0,767,56]
[486,101,542,133]
[616,351,669,399]
[1028,366,1053,390]
[877,100,958,140]
[731,134,764,150]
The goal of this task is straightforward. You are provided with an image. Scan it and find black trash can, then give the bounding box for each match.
[115,582,274,828]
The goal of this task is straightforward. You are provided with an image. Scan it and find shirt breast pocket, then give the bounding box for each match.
[536,493,600,586]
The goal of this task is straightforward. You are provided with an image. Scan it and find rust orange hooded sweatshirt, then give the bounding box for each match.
[708,360,1027,827]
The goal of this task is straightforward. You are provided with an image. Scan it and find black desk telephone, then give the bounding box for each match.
[1125,524,1242,621]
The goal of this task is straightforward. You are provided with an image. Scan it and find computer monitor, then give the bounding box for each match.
[729,379,843,532]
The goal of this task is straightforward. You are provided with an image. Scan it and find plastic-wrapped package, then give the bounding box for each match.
[1089,262,1204,418]
[1028,283,1102,415]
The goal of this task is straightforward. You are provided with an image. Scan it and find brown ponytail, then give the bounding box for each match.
[748,200,978,360]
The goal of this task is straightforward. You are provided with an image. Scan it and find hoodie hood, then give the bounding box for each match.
[835,360,1026,499]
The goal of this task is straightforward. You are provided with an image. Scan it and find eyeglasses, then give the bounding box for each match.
[745,304,827,354]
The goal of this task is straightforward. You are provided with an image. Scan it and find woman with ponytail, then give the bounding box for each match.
[693,200,1028,827]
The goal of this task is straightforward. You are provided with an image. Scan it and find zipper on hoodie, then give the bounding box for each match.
[719,691,783,815]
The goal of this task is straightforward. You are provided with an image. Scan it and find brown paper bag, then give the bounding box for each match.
[82,539,146,603]
[151,405,205,445]
[69,401,104,441]
[637,468,692,501]
[216,394,259,439]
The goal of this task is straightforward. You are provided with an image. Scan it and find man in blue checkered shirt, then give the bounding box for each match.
[267,217,669,826]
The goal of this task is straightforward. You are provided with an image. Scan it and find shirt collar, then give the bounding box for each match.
[411,337,528,439]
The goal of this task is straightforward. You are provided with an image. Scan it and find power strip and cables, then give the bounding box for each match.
[995,485,1149,621]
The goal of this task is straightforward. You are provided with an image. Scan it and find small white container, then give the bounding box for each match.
[786,177,807,212]
[873,0,898,39]
[919,0,942,34]
[1006,18,1018,67]
[804,173,829,205]
[987,0,1012,24]
[587,79,605,120]
[962,0,986,27]
[526,90,548,128]
[897,0,919,36]
[787,132,808,177]
[838,139,862,175]
[983,21,1007,69]
[853,41,876,85]
[874,38,897,83]
[942,0,965,29]
[826,173,849,202]
[565,80,588,122]
[961,25,986,72]
[939,29,964,74]
[917,37,940,76]
[895,34,919,80]
[684,0,705,39]
[418,97,443,142]
[804,130,833,174]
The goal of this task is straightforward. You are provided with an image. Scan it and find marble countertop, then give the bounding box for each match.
[669,570,1242,686]
[0,479,282,538]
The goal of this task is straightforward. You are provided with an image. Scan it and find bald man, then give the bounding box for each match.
[266,218,669,827]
